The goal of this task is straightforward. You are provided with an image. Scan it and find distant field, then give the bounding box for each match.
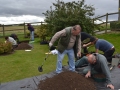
[0,24,40,37]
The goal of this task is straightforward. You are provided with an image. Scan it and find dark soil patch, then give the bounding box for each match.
[38,71,96,90]
[93,73,106,78]
[0,51,15,56]
[15,42,32,50]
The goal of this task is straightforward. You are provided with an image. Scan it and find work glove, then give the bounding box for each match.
[49,42,56,51]
[49,42,53,47]
[50,46,56,51]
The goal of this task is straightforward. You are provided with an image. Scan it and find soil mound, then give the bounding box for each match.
[19,40,29,43]
[38,71,96,90]
[15,43,32,50]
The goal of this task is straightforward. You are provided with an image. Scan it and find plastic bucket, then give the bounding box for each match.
[92,73,106,82]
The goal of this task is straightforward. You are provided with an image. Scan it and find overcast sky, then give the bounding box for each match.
[0,0,118,25]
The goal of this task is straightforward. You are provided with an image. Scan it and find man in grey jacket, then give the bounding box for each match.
[75,53,114,90]
[49,25,81,74]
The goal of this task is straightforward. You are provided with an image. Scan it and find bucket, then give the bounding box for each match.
[92,73,106,82]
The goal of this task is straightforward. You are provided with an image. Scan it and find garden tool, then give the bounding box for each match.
[38,46,56,72]
[38,51,51,72]
[109,65,115,71]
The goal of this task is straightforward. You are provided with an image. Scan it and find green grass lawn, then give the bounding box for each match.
[0,37,68,83]
[0,31,120,83]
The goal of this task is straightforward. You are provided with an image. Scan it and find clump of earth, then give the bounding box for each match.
[38,71,96,90]
[15,40,32,50]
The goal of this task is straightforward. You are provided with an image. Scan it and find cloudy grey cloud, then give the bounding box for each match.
[0,0,118,17]
[0,0,119,24]
[0,0,54,16]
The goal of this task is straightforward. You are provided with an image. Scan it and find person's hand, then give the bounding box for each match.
[77,51,81,57]
[49,42,53,47]
[107,84,114,90]
[83,44,87,47]
[50,46,56,51]
[85,71,91,78]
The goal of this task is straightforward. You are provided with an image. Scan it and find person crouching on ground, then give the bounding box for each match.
[75,53,114,90]
[10,33,20,44]
[5,36,18,49]
[49,25,82,74]
[92,38,120,63]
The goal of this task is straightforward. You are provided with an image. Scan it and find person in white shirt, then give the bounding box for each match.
[5,36,18,49]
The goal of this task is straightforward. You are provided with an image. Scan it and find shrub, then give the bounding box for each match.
[37,24,49,42]
[0,42,12,54]
[110,21,120,30]
[25,30,39,38]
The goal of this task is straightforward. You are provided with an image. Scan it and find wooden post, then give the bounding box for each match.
[92,18,94,35]
[24,22,26,37]
[118,0,120,21]
[2,24,5,36]
[105,13,108,33]
[41,21,43,25]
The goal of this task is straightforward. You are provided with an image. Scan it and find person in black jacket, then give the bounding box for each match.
[81,32,96,53]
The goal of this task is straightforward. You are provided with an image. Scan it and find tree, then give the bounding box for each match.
[43,0,95,36]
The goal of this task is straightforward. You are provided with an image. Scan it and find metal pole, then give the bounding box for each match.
[105,13,108,33]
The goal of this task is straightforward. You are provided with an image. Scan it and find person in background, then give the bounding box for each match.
[49,25,81,74]
[5,36,18,49]
[81,32,96,53]
[27,24,34,41]
[10,33,19,44]
[75,53,114,90]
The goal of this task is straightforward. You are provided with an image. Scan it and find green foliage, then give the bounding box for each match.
[0,42,12,54]
[37,24,49,41]
[96,24,110,31]
[43,0,95,36]
[25,29,39,38]
[0,43,4,54]
[110,21,120,30]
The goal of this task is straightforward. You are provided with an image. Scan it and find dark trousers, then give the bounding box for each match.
[104,48,115,63]
[12,45,18,49]
[82,47,88,53]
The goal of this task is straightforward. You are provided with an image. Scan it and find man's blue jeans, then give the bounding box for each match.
[30,31,34,41]
[56,49,75,73]
[75,56,88,68]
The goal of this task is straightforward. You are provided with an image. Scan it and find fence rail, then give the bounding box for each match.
[93,11,120,33]
[0,22,44,37]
